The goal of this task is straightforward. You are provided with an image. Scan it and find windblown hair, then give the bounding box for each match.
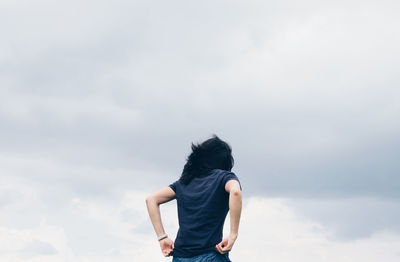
[179,135,234,185]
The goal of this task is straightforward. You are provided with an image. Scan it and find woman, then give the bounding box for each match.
[146,135,242,261]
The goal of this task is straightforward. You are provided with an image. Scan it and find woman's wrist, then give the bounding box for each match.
[158,233,168,241]
[229,233,238,240]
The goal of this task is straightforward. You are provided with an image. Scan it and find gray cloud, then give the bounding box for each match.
[1,0,400,254]
[287,197,400,239]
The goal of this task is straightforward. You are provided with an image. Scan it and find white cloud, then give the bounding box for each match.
[1,193,399,262]
[233,197,400,262]
[0,222,72,262]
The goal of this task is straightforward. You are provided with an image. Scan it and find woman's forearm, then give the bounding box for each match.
[146,196,166,237]
[145,187,176,238]
[228,187,242,238]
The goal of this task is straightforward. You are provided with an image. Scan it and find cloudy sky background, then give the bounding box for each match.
[1,0,400,261]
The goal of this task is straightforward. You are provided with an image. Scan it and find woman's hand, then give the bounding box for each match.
[159,237,174,257]
[215,234,237,254]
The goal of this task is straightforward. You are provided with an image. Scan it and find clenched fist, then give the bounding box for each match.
[159,237,174,257]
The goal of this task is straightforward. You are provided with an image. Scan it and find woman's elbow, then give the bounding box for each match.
[145,195,154,205]
[231,189,242,197]
[146,195,160,206]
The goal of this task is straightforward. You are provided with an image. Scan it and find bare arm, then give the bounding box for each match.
[145,187,176,257]
[226,179,242,239]
[216,179,242,254]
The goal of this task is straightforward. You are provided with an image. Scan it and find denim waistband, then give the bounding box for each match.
[172,251,231,262]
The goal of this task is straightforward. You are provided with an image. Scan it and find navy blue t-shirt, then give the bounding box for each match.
[168,169,241,258]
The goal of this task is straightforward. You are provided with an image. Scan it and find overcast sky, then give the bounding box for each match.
[1,0,400,261]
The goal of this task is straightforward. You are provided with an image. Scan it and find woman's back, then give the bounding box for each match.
[169,169,241,258]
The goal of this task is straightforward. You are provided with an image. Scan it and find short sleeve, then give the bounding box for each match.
[222,171,242,191]
[169,180,178,193]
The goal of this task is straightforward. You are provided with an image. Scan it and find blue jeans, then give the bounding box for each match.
[172,251,231,262]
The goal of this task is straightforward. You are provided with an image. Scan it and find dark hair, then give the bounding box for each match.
[179,135,234,184]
